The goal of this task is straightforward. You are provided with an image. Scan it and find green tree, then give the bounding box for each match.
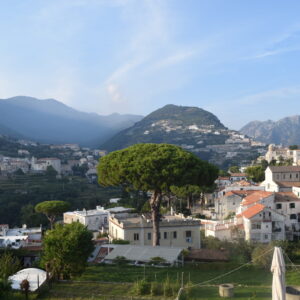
[35,200,70,229]
[170,185,201,209]
[245,165,265,183]
[20,204,47,227]
[229,166,240,173]
[0,252,21,282]
[98,143,218,246]
[14,168,25,176]
[42,222,94,279]
[45,165,58,177]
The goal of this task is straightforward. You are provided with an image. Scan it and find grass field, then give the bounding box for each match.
[36,263,300,300]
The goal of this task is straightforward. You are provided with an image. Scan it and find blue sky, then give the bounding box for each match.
[1,0,300,129]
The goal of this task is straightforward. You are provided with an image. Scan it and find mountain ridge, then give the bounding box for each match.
[240,115,300,145]
[0,96,143,146]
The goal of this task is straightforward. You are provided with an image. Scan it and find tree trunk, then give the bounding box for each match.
[150,191,161,246]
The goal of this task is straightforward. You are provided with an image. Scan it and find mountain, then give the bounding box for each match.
[101,104,264,167]
[240,115,300,145]
[0,96,143,147]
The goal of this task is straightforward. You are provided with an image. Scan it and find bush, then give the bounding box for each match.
[112,256,129,265]
[148,256,166,265]
[163,277,173,297]
[132,279,151,295]
[151,282,162,296]
[111,239,130,244]
[251,244,273,269]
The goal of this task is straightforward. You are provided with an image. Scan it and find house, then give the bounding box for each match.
[237,204,285,243]
[215,189,267,219]
[0,224,42,249]
[31,157,61,174]
[274,191,300,232]
[109,213,201,249]
[64,206,133,232]
[230,173,247,182]
[261,166,300,192]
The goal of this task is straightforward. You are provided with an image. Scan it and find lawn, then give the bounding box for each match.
[36,263,300,300]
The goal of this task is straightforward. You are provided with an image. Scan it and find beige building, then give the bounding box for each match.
[261,166,300,192]
[109,213,201,249]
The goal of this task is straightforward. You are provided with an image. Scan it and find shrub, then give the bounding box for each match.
[163,277,173,297]
[151,282,162,296]
[132,280,151,295]
[111,239,130,245]
[112,256,129,265]
[148,256,166,265]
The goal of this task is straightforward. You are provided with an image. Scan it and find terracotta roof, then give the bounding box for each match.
[275,181,300,188]
[232,180,253,186]
[275,192,300,203]
[242,191,273,206]
[241,203,265,219]
[270,166,300,172]
[185,249,229,262]
[224,191,244,197]
[230,173,247,177]
[223,190,258,198]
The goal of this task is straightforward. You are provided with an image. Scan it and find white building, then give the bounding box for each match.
[109,213,201,249]
[0,225,42,249]
[64,206,133,232]
[31,157,61,174]
[237,204,285,243]
[261,166,300,192]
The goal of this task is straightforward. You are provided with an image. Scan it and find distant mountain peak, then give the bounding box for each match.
[0,96,143,146]
[241,115,300,145]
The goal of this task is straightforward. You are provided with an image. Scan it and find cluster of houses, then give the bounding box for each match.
[1,161,300,266]
[263,144,300,165]
[0,142,107,178]
[206,166,300,243]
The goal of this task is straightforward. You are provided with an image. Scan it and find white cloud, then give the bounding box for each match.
[106,83,126,104]
[237,86,300,105]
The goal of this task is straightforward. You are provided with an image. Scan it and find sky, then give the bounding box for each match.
[1,0,300,129]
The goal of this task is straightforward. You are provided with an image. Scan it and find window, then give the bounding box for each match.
[276,203,282,209]
[251,223,261,230]
[134,233,139,241]
[104,217,108,223]
[147,232,151,240]
[164,232,168,239]
[290,174,292,179]
[269,212,271,217]
[290,203,295,209]
[290,214,297,220]
[297,174,299,179]
[173,231,177,239]
[185,231,192,238]
[264,234,268,240]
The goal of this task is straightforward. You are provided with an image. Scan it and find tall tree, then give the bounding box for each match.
[97,143,218,246]
[42,222,94,279]
[35,200,70,229]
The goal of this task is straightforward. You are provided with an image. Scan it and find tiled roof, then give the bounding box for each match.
[230,173,247,177]
[270,166,300,172]
[241,203,265,219]
[242,191,273,206]
[275,192,300,203]
[232,180,253,186]
[275,181,300,188]
[223,190,259,198]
